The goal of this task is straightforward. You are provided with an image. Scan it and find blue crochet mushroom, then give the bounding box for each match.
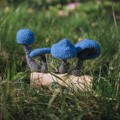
[16,28,41,72]
[75,38,101,60]
[51,38,77,74]
[29,48,51,58]
[72,38,101,76]
[16,28,34,45]
[29,48,51,72]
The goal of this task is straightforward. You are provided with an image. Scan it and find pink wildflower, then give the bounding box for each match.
[66,2,80,11]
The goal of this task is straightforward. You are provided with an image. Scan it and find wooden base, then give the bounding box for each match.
[30,72,93,90]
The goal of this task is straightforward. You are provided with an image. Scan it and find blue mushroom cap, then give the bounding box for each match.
[29,48,51,58]
[51,38,77,59]
[16,28,34,45]
[75,38,101,59]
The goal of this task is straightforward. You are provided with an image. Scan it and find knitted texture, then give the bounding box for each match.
[29,48,51,58]
[23,46,41,72]
[16,28,34,45]
[51,38,77,59]
[59,60,69,74]
[75,38,101,59]
[26,55,41,72]
[72,59,83,76]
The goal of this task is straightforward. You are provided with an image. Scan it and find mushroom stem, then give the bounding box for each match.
[72,58,84,76]
[39,54,48,72]
[59,59,69,74]
[23,45,41,72]
[23,45,31,54]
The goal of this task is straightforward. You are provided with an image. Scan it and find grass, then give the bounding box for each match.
[0,2,120,120]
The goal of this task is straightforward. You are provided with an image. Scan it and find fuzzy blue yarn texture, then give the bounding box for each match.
[16,28,34,45]
[29,48,51,58]
[75,38,101,59]
[51,38,77,59]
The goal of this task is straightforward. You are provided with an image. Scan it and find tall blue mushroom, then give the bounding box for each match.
[72,38,101,76]
[16,28,41,72]
[29,48,51,72]
[51,38,77,74]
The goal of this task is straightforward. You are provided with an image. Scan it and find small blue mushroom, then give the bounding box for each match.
[51,38,77,74]
[72,38,101,76]
[29,48,51,72]
[75,38,101,60]
[16,28,34,45]
[16,28,41,72]
[29,48,51,58]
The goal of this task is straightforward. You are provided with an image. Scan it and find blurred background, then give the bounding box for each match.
[0,0,120,16]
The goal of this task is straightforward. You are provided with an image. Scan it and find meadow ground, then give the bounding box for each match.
[0,1,120,120]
